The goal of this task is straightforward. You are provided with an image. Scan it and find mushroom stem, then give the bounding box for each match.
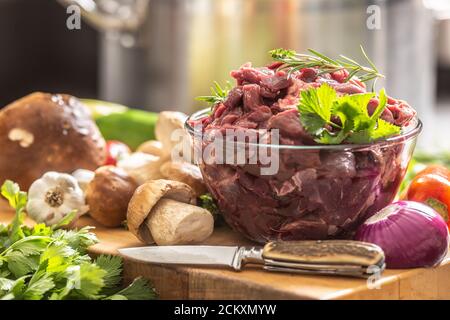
[146,199,214,246]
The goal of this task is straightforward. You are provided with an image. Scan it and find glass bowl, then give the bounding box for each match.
[186,108,423,243]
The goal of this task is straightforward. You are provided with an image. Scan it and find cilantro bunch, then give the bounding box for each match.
[298,83,401,144]
[0,180,156,300]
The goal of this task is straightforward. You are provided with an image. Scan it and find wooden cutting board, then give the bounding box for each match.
[1,203,450,300]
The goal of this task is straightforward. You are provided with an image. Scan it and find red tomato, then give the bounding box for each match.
[104,140,131,166]
[407,166,450,226]
[413,164,450,180]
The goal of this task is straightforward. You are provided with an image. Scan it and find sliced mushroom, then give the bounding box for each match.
[86,166,138,227]
[127,179,214,245]
[160,161,207,197]
[117,152,164,185]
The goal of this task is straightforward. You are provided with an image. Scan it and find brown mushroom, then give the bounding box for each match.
[127,179,214,245]
[0,92,106,189]
[160,161,207,197]
[86,166,138,227]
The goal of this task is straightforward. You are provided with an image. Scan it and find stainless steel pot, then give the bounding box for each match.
[58,0,437,124]
[424,0,450,67]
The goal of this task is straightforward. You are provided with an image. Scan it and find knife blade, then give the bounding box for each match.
[118,245,242,268]
[118,240,385,278]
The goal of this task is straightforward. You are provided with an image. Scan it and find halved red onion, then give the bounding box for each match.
[355,201,449,269]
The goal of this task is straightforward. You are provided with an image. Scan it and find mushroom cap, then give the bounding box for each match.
[155,111,187,155]
[160,161,207,197]
[127,179,196,244]
[86,166,138,227]
[0,92,106,189]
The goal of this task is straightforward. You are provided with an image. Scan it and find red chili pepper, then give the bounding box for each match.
[407,165,450,225]
[104,140,131,166]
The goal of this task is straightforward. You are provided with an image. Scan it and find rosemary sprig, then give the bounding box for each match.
[269,46,384,88]
[196,81,232,106]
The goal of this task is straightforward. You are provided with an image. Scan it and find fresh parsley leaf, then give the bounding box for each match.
[1,276,28,300]
[1,180,28,244]
[1,180,22,209]
[8,212,26,245]
[71,263,106,299]
[298,85,401,144]
[299,113,327,135]
[0,277,14,292]
[27,223,52,237]
[105,277,157,300]
[315,129,347,145]
[51,210,77,230]
[299,83,336,127]
[7,236,51,256]
[0,180,156,301]
[5,251,39,278]
[95,255,122,288]
[370,88,387,120]
[333,93,375,133]
[371,119,401,140]
[23,271,54,300]
[52,226,98,253]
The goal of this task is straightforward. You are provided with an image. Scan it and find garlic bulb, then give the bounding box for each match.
[26,171,87,225]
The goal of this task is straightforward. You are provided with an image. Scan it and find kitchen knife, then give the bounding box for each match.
[118,240,385,278]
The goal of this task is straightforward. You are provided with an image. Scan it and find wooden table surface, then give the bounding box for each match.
[1,202,449,300]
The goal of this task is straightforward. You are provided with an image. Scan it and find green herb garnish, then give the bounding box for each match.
[196,81,232,106]
[198,193,224,226]
[298,84,400,144]
[0,180,157,300]
[270,46,384,89]
[198,193,220,217]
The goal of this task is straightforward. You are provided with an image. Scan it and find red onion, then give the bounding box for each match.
[355,201,449,269]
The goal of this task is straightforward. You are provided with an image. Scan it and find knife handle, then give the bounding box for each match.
[231,247,264,270]
[262,240,385,266]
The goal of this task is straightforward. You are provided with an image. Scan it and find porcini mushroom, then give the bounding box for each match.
[0,93,106,189]
[117,152,164,185]
[160,161,207,197]
[86,166,138,227]
[155,111,194,162]
[136,140,166,158]
[127,179,214,245]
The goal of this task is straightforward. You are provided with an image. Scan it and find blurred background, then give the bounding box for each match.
[0,0,449,149]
